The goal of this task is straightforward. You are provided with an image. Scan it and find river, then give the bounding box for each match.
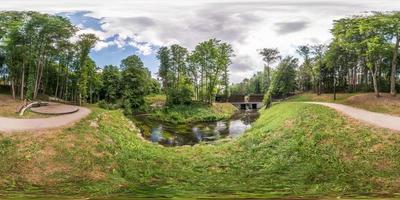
[134,110,260,146]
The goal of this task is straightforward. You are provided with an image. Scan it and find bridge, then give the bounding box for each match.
[217,94,264,110]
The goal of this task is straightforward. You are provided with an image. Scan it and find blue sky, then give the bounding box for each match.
[59,11,160,75]
[2,0,400,82]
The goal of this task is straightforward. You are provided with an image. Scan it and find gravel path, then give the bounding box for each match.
[309,102,400,131]
[0,107,91,133]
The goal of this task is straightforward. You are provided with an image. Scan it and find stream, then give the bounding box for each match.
[134,110,260,147]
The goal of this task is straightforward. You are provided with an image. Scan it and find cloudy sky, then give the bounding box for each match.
[1,0,400,82]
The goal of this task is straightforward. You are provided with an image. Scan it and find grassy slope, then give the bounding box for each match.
[1,102,400,198]
[289,92,400,116]
[148,103,238,124]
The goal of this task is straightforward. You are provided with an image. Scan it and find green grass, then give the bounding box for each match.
[144,94,166,106]
[1,102,400,198]
[289,92,400,117]
[287,92,359,103]
[147,102,238,124]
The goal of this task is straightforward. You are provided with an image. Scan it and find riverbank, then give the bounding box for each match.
[1,101,400,198]
[147,102,238,124]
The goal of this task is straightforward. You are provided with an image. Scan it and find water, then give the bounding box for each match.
[134,110,260,146]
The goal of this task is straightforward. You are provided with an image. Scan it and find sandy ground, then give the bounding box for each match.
[309,102,400,131]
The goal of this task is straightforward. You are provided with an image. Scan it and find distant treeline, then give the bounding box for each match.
[232,12,400,104]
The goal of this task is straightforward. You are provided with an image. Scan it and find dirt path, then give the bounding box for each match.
[309,102,400,131]
[0,107,91,133]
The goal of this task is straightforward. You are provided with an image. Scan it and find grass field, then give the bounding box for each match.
[1,100,400,198]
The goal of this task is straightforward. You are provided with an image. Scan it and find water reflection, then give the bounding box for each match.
[134,110,260,147]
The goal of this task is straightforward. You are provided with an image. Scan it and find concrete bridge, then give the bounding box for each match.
[217,95,264,110]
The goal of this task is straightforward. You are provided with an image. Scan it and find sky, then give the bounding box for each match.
[1,0,400,83]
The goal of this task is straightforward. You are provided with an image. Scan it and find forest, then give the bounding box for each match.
[232,11,400,106]
[0,11,235,115]
[1,11,400,112]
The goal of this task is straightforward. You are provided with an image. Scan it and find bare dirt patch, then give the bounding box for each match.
[0,94,47,118]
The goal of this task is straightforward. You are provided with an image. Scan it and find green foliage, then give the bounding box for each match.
[98,99,122,110]
[157,39,233,105]
[167,83,193,105]
[268,56,298,98]
[149,103,237,124]
[101,65,121,103]
[230,71,266,95]
[120,55,152,114]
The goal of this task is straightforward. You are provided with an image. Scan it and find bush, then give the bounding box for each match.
[166,84,193,105]
[98,100,122,110]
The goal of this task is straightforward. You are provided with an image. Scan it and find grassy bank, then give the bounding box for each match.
[1,102,400,198]
[148,102,238,124]
[289,92,400,116]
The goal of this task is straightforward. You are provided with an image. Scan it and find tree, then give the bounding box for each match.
[101,65,121,103]
[192,39,233,103]
[379,12,400,96]
[259,48,281,90]
[269,56,298,98]
[157,39,233,105]
[120,55,151,114]
[296,45,313,91]
[75,33,98,105]
[310,44,327,95]
[156,46,171,93]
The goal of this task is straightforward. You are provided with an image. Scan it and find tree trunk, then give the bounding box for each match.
[317,79,321,95]
[33,62,40,99]
[390,35,400,96]
[372,63,380,98]
[20,62,25,100]
[55,62,61,98]
[333,68,336,101]
[352,66,357,92]
[90,84,93,104]
[11,79,16,100]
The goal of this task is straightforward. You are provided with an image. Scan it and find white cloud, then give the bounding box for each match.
[128,41,153,56]
[93,41,114,51]
[1,0,400,82]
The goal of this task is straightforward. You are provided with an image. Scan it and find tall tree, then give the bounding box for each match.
[75,33,98,105]
[101,65,121,103]
[121,55,151,114]
[310,44,327,95]
[259,48,281,90]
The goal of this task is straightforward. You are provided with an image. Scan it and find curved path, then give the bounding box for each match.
[309,102,400,131]
[0,106,91,133]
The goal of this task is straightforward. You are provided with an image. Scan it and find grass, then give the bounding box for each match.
[287,92,359,103]
[1,101,400,198]
[144,94,166,106]
[148,102,238,124]
[289,92,400,116]
[0,94,48,118]
[343,93,400,116]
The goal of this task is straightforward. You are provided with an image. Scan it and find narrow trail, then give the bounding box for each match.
[309,102,400,131]
[0,107,91,133]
